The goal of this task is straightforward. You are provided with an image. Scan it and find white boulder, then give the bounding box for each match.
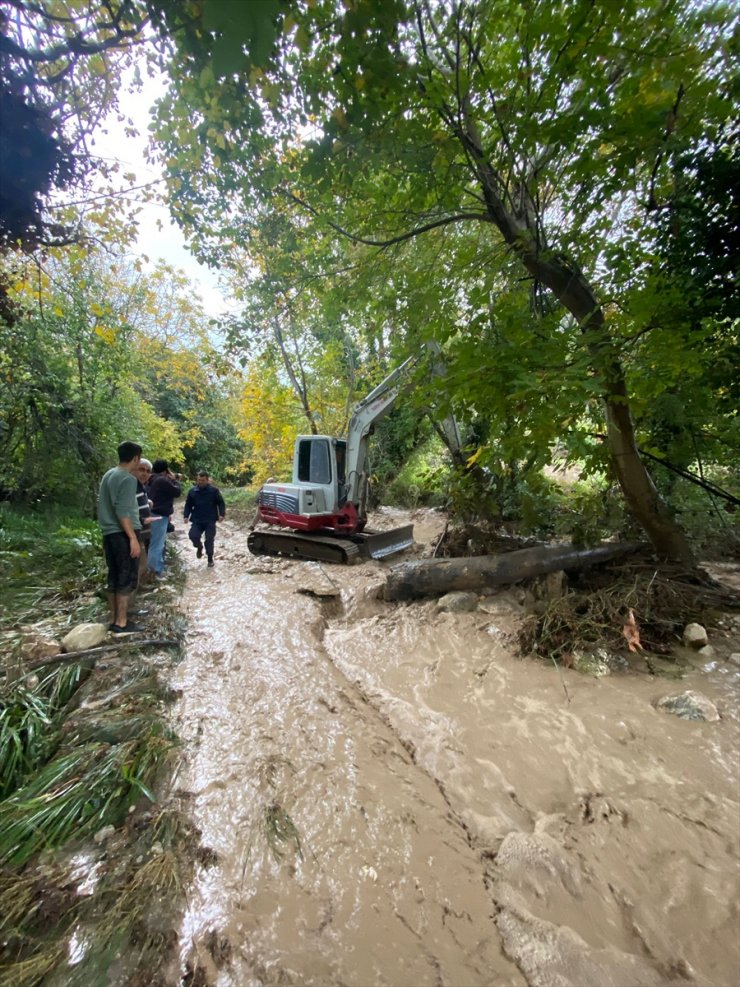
[682,623,708,649]
[62,622,109,653]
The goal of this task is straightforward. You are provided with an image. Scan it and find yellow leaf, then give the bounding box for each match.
[94,324,117,345]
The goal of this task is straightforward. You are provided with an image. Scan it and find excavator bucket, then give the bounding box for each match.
[355,524,415,560]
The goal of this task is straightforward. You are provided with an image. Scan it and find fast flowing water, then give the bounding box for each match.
[169,514,739,987]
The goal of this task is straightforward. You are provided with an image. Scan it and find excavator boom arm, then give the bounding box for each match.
[344,355,416,507]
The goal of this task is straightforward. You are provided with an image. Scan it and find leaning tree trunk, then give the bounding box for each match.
[528,254,695,564]
[459,113,695,564]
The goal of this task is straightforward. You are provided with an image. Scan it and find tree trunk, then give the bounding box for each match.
[458,112,695,564]
[527,256,695,563]
[384,542,640,602]
[272,316,318,434]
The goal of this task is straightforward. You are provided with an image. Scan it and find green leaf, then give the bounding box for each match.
[211,34,247,79]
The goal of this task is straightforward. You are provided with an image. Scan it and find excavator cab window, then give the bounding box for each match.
[335,441,347,485]
[335,440,347,505]
[297,438,332,485]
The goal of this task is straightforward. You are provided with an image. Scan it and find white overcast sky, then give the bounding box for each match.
[90,68,233,316]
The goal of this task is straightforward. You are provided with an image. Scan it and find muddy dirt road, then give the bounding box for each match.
[169,514,739,987]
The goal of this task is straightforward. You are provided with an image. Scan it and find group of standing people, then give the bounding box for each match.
[98,441,226,633]
[137,457,182,578]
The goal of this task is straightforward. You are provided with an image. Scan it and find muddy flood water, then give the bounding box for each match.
[168,512,739,987]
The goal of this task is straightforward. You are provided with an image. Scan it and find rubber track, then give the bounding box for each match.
[247,530,361,564]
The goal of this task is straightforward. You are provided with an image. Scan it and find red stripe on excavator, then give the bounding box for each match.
[258,502,360,534]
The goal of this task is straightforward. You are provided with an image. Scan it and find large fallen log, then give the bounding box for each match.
[384,542,641,602]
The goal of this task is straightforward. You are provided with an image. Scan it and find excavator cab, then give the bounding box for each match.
[292,435,349,508]
[252,432,412,561]
[295,436,332,483]
[292,435,344,513]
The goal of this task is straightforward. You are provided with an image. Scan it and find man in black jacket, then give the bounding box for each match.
[146,459,182,577]
[148,459,182,518]
[183,470,226,567]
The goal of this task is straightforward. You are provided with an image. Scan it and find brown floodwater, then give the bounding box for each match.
[169,513,740,987]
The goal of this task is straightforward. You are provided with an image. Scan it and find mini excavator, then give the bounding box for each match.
[248,354,461,564]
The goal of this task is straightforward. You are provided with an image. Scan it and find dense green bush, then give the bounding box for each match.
[384,433,449,508]
[220,486,259,511]
[0,505,103,626]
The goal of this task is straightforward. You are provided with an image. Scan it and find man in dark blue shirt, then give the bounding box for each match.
[183,470,226,567]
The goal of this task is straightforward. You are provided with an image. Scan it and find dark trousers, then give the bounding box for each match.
[188,521,216,558]
[103,531,138,593]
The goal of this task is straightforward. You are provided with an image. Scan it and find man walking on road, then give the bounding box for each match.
[98,440,143,633]
[184,470,225,567]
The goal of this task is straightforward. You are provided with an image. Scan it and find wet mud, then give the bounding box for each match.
[169,513,740,987]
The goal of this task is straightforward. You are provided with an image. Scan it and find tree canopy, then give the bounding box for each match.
[146,0,738,560]
[1,0,737,556]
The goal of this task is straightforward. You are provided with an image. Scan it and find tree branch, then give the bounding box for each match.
[647,83,685,211]
[285,192,488,247]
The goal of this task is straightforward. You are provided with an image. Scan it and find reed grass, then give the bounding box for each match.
[0,504,188,986]
[0,663,84,799]
[0,688,53,798]
[0,728,171,867]
[0,505,104,632]
[0,809,190,987]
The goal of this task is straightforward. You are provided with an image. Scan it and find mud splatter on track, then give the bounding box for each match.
[170,515,740,987]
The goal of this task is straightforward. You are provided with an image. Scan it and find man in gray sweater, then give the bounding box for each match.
[98,440,143,633]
